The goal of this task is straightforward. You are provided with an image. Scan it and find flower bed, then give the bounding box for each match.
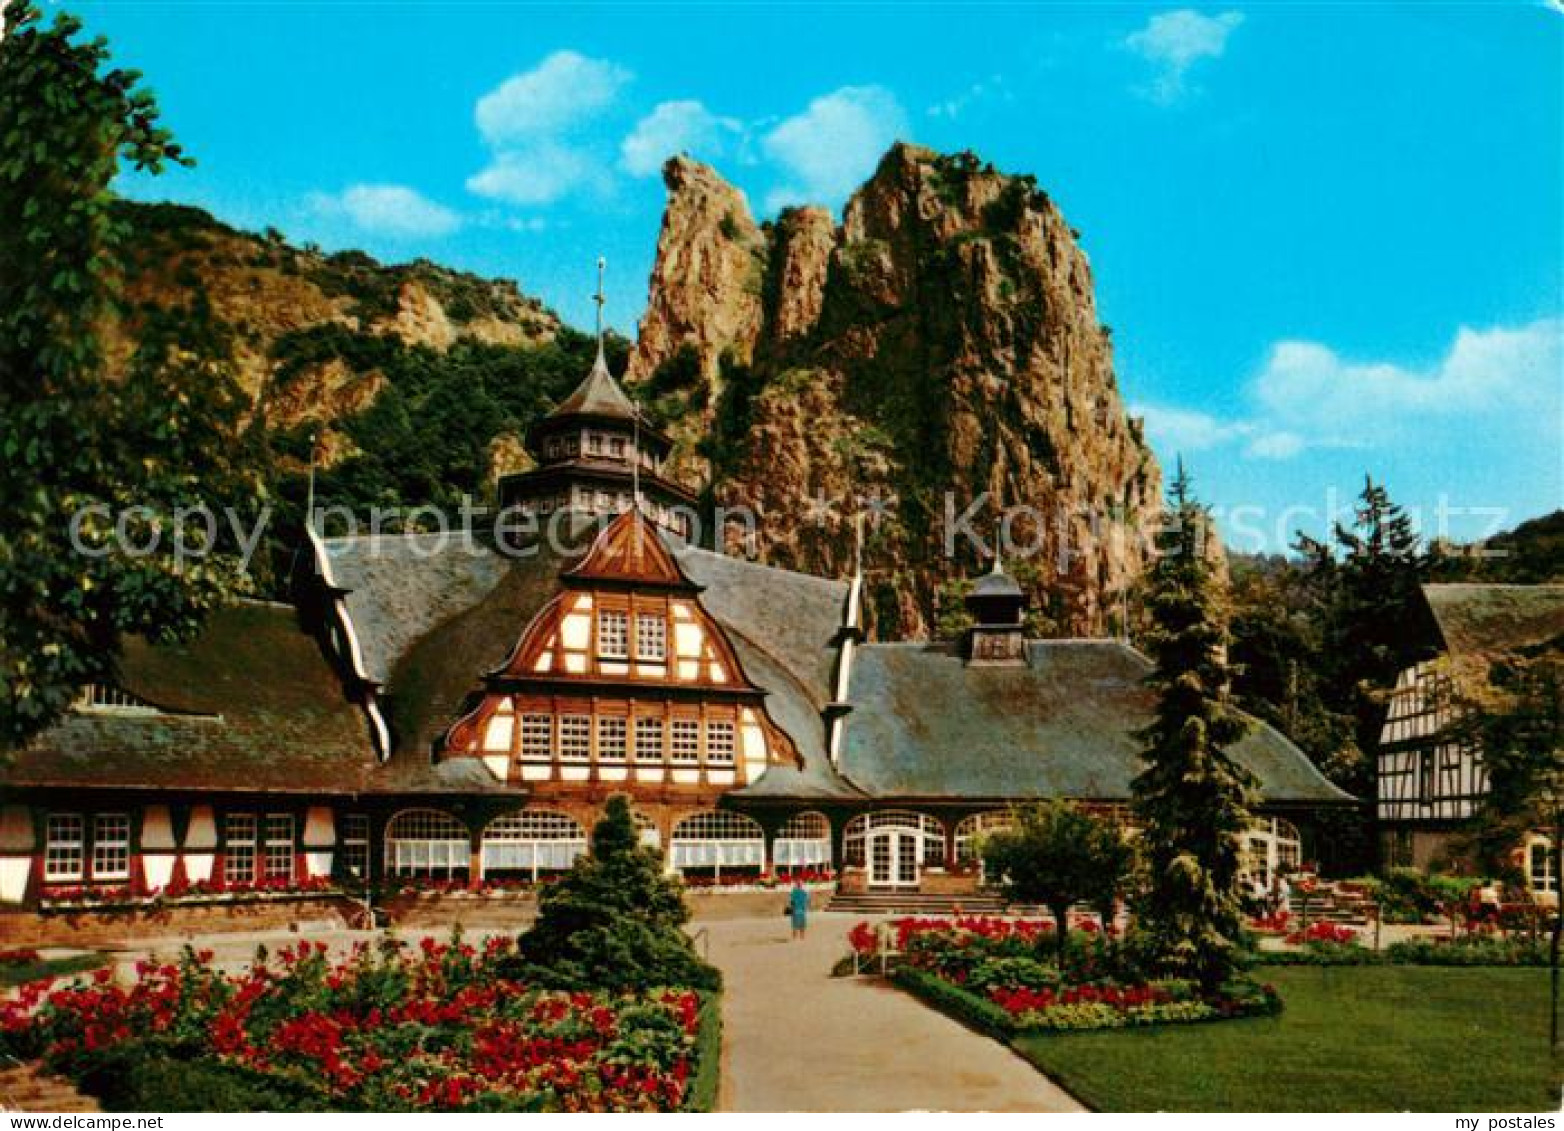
[678,868,836,892]
[853,917,1280,1034]
[40,876,340,913]
[0,936,714,1112]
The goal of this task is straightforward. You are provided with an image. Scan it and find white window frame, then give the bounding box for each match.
[597,716,628,762]
[340,814,370,881]
[636,614,667,662]
[520,714,553,762]
[224,813,258,885]
[669,810,766,875]
[263,814,294,882]
[705,720,736,766]
[44,814,85,882]
[670,718,701,764]
[90,813,131,881]
[384,809,469,878]
[634,716,665,762]
[559,715,591,762]
[1531,840,1558,895]
[598,610,629,660]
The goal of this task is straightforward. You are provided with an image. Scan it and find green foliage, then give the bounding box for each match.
[934,576,975,639]
[1132,462,1256,991]
[1298,477,1433,868]
[1430,510,1564,584]
[1454,640,1564,875]
[0,0,266,746]
[892,967,1017,1038]
[1014,966,1556,1112]
[681,994,723,1113]
[1383,933,1550,967]
[981,802,1132,964]
[511,796,721,992]
[75,1042,330,1113]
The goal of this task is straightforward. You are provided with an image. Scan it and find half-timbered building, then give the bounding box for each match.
[0,346,1350,914]
[1377,583,1564,895]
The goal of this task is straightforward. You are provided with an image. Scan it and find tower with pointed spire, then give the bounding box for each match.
[498,259,698,538]
[963,557,1028,666]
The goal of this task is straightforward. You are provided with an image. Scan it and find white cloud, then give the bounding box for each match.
[1135,317,1563,464]
[1125,9,1243,103]
[927,75,1007,120]
[620,100,742,176]
[474,51,631,145]
[465,142,611,206]
[762,85,908,212]
[1253,320,1561,437]
[307,183,461,239]
[1134,404,1244,453]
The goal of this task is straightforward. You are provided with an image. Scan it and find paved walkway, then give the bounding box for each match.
[703,912,1085,1113]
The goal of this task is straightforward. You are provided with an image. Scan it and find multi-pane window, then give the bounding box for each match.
[560,716,591,762]
[705,721,736,765]
[598,611,629,659]
[670,719,701,764]
[520,715,553,761]
[44,814,85,882]
[224,814,258,885]
[1531,841,1558,894]
[340,814,370,881]
[636,614,667,662]
[597,716,628,762]
[91,814,131,880]
[263,814,294,881]
[634,716,664,762]
[609,437,627,459]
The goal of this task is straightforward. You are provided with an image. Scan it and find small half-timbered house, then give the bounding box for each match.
[1377,583,1564,893]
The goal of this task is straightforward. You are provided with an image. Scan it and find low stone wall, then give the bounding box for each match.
[385,892,538,931]
[0,896,351,948]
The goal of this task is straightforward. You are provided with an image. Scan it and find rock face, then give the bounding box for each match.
[629,145,1161,639]
[107,202,561,433]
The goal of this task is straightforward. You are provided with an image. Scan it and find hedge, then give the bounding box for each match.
[891,967,1017,1039]
[683,991,724,1113]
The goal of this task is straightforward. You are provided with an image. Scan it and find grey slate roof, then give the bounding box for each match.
[547,352,640,423]
[323,533,509,685]
[9,602,379,793]
[1423,583,1564,658]
[836,640,1352,805]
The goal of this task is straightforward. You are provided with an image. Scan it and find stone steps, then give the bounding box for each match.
[826,892,1008,916]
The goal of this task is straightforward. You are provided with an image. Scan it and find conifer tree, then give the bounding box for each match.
[1132,461,1256,992]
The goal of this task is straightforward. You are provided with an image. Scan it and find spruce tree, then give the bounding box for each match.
[1132,461,1256,992]
[1295,476,1432,870]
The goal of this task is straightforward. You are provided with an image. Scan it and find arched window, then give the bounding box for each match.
[670,810,765,877]
[954,811,1016,864]
[633,811,662,852]
[385,809,469,878]
[774,811,832,870]
[843,811,946,867]
[480,810,587,881]
[1244,816,1304,890]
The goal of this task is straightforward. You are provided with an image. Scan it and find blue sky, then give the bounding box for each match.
[86,1,1563,549]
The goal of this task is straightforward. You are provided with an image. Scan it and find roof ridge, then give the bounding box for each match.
[674,545,851,591]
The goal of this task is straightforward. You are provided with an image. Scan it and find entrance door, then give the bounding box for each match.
[868,830,919,888]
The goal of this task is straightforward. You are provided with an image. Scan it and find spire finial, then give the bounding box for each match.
[592,255,607,362]
[305,429,318,533]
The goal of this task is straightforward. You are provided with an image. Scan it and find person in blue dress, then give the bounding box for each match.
[788,879,810,940]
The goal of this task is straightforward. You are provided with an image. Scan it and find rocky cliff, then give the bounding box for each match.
[629,144,1161,638]
[107,202,561,441]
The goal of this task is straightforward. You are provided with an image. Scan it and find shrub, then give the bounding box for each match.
[1384,934,1549,967]
[510,796,720,993]
[891,968,1016,1039]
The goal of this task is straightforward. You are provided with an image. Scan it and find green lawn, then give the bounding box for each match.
[1014,967,1559,1112]
[0,953,107,988]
